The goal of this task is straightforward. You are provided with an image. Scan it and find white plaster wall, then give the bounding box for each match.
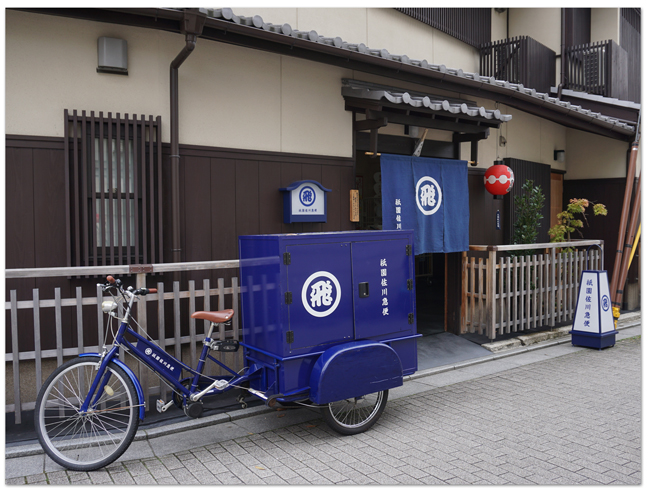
[592,8,620,43]
[5,8,632,177]
[508,8,561,54]
[491,8,508,41]
[6,10,170,139]
[5,10,353,156]
[564,129,634,180]
[236,7,478,72]
[367,8,434,64]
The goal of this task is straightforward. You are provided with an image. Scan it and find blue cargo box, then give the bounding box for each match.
[239,230,419,402]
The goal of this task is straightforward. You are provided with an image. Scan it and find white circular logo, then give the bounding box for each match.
[301,271,341,318]
[415,176,442,215]
[601,295,610,312]
[145,347,153,356]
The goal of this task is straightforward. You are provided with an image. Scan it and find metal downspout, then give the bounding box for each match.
[170,36,196,265]
[170,9,206,265]
[558,8,565,100]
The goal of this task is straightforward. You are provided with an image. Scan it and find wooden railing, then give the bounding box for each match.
[5,260,241,425]
[564,40,630,101]
[462,240,604,340]
[479,36,556,94]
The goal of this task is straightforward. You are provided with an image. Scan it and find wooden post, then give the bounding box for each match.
[551,246,557,326]
[11,290,22,425]
[157,282,166,402]
[461,251,468,334]
[189,279,197,367]
[611,142,639,313]
[487,249,497,340]
[136,272,149,410]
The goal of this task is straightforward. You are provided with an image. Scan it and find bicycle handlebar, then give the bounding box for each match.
[101,276,157,295]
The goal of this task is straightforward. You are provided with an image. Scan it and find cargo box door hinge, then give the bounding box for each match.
[286,331,294,344]
[285,292,293,304]
[283,252,291,265]
[406,245,412,256]
[407,279,413,290]
[408,313,414,324]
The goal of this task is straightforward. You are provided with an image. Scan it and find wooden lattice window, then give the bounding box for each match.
[64,110,163,267]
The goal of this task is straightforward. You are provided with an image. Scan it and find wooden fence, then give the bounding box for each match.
[462,240,604,340]
[5,260,241,425]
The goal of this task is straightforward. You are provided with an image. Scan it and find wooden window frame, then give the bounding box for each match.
[64,110,163,267]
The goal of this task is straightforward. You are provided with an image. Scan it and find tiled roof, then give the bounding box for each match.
[203,8,637,136]
[342,79,512,124]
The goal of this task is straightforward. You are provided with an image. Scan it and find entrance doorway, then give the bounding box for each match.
[415,253,446,335]
[354,149,449,334]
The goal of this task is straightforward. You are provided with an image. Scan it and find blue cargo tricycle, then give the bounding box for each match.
[34,231,419,471]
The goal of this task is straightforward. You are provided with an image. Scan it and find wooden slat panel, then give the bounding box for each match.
[189,280,197,368]
[469,257,476,333]
[140,115,148,264]
[148,115,156,263]
[124,114,132,263]
[11,290,22,424]
[501,257,512,334]
[460,252,467,333]
[98,112,107,265]
[477,257,484,335]
[210,158,237,262]
[72,110,82,266]
[173,281,181,361]
[133,115,141,264]
[55,288,63,367]
[107,112,115,264]
[32,289,42,390]
[157,282,167,402]
[115,113,123,265]
[64,110,72,267]
[217,278,226,341]
[157,116,164,262]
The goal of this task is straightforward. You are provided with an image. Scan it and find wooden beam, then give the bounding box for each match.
[353,117,388,131]
[364,109,498,134]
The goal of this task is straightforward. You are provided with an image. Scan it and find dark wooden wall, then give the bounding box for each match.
[563,177,637,284]
[503,158,552,245]
[468,168,505,246]
[176,143,354,265]
[5,136,354,353]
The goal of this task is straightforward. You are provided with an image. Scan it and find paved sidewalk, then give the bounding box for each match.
[5,318,642,485]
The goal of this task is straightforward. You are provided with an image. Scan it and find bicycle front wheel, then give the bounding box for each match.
[322,389,388,435]
[35,356,140,471]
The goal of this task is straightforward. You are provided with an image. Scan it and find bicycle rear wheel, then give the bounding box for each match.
[35,356,140,471]
[322,389,388,435]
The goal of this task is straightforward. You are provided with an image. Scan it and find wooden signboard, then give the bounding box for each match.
[350,190,360,222]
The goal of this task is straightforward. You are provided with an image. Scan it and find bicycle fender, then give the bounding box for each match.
[80,353,146,420]
[308,341,403,405]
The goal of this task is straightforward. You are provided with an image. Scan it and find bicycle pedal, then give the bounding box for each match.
[214,379,230,390]
[156,399,174,413]
[210,340,240,352]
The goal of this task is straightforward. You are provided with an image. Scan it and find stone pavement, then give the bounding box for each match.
[5,319,642,485]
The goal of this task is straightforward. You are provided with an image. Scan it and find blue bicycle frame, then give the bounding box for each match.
[79,288,264,421]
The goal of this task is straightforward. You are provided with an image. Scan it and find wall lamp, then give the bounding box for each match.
[97,37,128,75]
[554,150,565,162]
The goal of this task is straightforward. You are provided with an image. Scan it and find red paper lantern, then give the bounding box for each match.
[484,163,514,195]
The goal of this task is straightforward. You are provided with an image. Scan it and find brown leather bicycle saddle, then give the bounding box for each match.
[191,309,234,324]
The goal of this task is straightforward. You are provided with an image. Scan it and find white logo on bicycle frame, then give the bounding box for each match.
[301,271,341,318]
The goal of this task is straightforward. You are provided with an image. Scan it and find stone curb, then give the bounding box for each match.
[6,311,640,460]
[480,311,641,353]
